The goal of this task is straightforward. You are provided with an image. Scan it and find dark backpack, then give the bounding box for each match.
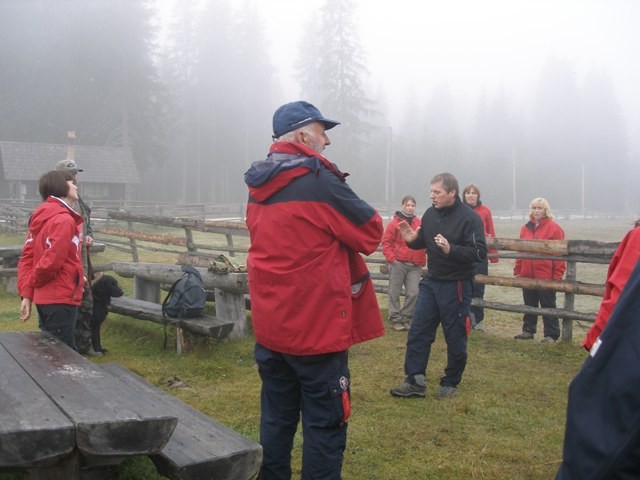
[162,265,207,318]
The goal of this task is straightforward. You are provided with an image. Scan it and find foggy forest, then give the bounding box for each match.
[1,0,638,214]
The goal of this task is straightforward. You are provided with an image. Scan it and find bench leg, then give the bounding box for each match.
[25,452,80,480]
[176,327,184,354]
[214,288,246,339]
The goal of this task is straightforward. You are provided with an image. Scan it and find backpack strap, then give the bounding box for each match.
[181,264,203,279]
[161,274,184,350]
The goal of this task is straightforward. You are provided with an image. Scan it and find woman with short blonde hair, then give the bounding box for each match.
[529,197,553,220]
[514,197,565,344]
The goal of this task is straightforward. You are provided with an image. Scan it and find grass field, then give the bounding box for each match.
[0,217,635,479]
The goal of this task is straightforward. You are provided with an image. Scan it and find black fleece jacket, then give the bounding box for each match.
[407,196,487,281]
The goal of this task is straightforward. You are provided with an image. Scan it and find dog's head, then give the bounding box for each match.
[92,275,124,304]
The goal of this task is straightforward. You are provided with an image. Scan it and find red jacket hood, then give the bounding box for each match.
[245,142,348,203]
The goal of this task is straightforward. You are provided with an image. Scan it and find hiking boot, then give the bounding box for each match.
[390,382,426,398]
[392,323,408,331]
[437,386,457,399]
[514,331,534,340]
[80,350,104,358]
[541,336,557,344]
[472,321,484,332]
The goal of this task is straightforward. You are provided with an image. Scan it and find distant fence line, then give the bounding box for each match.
[0,201,626,343]
[1,198,636,234]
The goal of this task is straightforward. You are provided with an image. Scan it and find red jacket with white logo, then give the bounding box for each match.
[513,217,566,280]
[244,142,384,355]
[382,213,426,266]
[18,196,85,306]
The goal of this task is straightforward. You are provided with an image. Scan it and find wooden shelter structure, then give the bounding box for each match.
[0,133,139,202]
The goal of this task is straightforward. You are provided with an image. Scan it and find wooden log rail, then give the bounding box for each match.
[487,237,619,256]
[112,262,248,295]
[103,212,249,259]
[474,274,605,297]
[98,228,187,246]
[0,244,106,294]
[107,211,249,236]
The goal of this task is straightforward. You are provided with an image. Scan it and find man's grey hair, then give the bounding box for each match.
[274,126,313,143]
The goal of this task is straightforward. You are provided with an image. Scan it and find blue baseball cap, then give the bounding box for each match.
[272,101,340,139]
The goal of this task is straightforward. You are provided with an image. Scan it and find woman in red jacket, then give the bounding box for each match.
[463,183,498,331]
[582,219,640,352]
[382,195,427,331]
[18,170,84,349]
[513,197,566,344]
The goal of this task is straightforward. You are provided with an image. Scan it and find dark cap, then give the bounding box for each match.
[56,159,83,174]
[272,101,340,139]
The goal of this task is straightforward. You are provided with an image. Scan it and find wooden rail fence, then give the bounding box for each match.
[1,209,621,342]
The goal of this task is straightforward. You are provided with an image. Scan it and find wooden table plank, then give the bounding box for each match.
[101,362,262,480]
[0,344,75,467]
[0,332,178,461]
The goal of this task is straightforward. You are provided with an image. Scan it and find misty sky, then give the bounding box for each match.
[157,0,640,153]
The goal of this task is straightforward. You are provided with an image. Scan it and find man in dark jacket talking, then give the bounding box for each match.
[390,172,486,399]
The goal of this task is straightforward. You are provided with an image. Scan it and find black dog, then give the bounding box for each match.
[91,275,124,353]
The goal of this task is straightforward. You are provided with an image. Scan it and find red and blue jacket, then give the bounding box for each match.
[244,141,384,355]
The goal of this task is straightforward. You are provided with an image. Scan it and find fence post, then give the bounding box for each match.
[225,234,235,258]
[184,228,196,253]
[127,221,139,263]
[561,260,576,342]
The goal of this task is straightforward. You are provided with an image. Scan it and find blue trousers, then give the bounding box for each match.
[255,343,349,480]
[404,276,472,388]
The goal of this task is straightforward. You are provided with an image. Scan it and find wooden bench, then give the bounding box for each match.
[109,296,234,340]
[0,332,178,479]
[101,362,262,480]
[111,262,249,340]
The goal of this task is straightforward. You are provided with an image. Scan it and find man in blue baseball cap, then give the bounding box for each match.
[272,100,340,141]
[245,101,384,479]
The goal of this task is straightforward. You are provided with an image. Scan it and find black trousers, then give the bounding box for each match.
[37,303,78,349]
[521,288,560,339]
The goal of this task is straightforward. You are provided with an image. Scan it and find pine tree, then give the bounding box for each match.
[296,0,375,169]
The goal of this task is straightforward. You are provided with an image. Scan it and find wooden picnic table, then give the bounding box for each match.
[0,331,178,479]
